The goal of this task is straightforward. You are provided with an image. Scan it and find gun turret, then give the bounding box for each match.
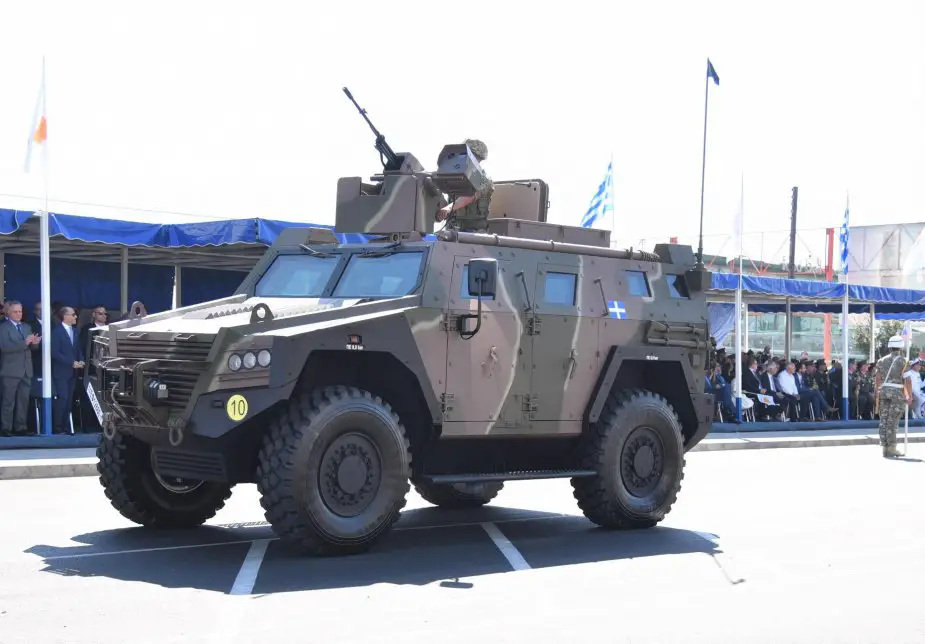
[336,88,447,237]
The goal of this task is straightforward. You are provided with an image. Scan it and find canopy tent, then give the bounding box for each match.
[708,272,925,314]
[706,271,925,353]
[0,209,385,314]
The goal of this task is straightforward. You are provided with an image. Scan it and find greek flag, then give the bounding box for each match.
[580,161,613,228]
[839,201,850,275]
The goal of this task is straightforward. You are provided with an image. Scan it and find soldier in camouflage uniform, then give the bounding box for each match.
[875,335,909,458]
[435,138,495,233]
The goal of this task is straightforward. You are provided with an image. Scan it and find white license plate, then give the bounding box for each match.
[86,381,104,426]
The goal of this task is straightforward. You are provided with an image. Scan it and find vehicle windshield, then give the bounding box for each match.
[332,252,424,298]
[255,255,339,297]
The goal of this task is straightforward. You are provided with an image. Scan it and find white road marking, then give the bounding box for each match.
[40,513,575,561]
[229,538,270,595]
[481,521,531,571]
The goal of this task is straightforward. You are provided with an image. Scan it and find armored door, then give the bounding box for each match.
[442,253,535,436]
[528,262,601,433]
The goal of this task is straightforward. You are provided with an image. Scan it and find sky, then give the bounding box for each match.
[0,1,922,268]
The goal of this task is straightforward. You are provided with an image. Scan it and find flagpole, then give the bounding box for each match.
[840,195,850,425]
[734,174,744,423]
[695,65,710,270]
[903,322,910,455]
[39,55,53,436]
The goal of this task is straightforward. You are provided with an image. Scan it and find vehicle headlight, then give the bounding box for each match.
[257,349,272,367]
[228,354,243,371]
[242,352,257,369]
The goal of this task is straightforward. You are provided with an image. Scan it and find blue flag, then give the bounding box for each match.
[580,161,613,228]
[707,59,720,85]
[839,200,850,275]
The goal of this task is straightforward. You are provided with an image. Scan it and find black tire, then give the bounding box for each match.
[96,431,233,528]
[571,389,684,530]
[413,481,504,509]
[256,385,412,556]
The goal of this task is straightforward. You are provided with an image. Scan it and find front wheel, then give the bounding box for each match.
[96,432,233,528]
[256,385,412,556]
[571,389,685,530]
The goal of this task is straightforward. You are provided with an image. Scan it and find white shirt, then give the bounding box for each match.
[777,370,799,396]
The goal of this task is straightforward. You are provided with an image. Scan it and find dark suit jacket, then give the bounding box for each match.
[742,369,763,393]
[759,371,779,393]
[51,323,84,380]
[0,319,37,378]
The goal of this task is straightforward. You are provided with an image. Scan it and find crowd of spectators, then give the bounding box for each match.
[0,299,112,436]
[705,344,882,423]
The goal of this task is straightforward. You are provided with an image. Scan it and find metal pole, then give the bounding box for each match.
[695,68,710,269]
[841,286,850,422]
[785,187,798,359]
[39,57,52,436]
[120,247,129,314]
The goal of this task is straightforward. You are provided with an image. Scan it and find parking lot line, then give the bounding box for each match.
[481,522,531,571]
[229,539,270,595]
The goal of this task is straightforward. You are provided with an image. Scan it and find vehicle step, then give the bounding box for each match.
[424,469,596,484]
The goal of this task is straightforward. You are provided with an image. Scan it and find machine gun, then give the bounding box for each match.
[342,87,402,172]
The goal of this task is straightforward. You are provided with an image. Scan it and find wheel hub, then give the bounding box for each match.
[319,432,382,518]
[620,427,664,497]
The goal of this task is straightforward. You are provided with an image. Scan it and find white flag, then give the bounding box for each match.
[24,62,48,174]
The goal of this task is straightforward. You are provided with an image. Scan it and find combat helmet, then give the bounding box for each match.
[888,334,904,349]
[464,138,488,162]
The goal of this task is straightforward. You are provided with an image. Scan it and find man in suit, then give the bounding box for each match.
[51,306,85,435]
[760,360,789,420]
[0,301,41,436]
[742,357,771,420]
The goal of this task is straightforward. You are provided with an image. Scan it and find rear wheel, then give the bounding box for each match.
[414,481,504,509]
[571,389,685,529]
[256,385,412,556]
[97,432,233,528]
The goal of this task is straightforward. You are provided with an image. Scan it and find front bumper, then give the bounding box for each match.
[88,332,282,445]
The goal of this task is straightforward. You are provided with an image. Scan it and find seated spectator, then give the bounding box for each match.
[856,361,875,419]
[761,360,789,420]
[706,364,735,419]
[776,361,802,422]
[742,356,773,420]
[903,360,925,418]
[795,360,832,420]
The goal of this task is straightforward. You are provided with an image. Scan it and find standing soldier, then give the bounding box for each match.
[435,138,494,233]
[875,335,909,458]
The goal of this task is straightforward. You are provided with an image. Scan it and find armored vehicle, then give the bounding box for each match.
[87,98,714,556]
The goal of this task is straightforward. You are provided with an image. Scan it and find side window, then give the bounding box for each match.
[544,271,577,306]
[666,274,690,299]
[459,265,496,300]
[626,270,650,297]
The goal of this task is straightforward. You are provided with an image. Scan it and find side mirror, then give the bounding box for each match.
[467,258,497,298]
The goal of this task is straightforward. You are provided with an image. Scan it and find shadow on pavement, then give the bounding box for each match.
[27,505,720,595]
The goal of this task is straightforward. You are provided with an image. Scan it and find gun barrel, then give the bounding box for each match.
[342,86,401,169]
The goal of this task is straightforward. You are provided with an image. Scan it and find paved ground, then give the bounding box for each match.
[3,444,925,643]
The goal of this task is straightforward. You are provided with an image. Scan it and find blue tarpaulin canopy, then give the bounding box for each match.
[708,272,925,317]
[0,209,376,251]
[0,208,401,314]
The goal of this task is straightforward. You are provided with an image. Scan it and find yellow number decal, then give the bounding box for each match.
[226,394,248,421]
